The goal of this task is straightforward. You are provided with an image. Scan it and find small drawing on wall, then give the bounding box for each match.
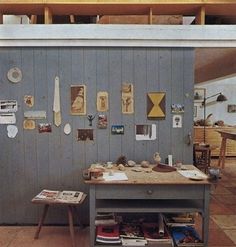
[77,129,94,141]
[194,106,197,118]
[71,85,86,115]
[173,114,182,128]
[135,124,156,141]
[122,83,134,114]
[24,95,34,107]
[111,125,124,135]
[228,104,236,113]
[194,88,205,102]
[0,100,17,113]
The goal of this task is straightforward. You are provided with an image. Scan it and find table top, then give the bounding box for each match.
[84,165,210,185]
[217,130,236,140]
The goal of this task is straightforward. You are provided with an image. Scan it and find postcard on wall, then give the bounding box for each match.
[0,100,17,113]
[135,124,156,141]
[111,125,124,135]
[122,83,134,114]
[24,110,46,119]
[97,114,108,129]
[0,113,16,124]
[97,91,109,112]
[171,103,184,114]
[71,85,86,115]
[38,123,52,133]
[173,114,182,128]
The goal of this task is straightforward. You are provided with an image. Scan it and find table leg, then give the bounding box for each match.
[218,137,227,169]
[68,205,76,247]
[34,204,49,239]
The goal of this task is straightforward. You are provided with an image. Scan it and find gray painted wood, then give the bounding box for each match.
[0,47,194,224]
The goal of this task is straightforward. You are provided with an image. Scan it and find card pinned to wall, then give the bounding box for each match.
[97,114,108,129]
[38,123,52,133]
[0,100,17,113]
[24,95,34,107]
[24,111,46,119]
[0,113,16,124]
[23,119,35,130]
[173,114,182,128]
[111,125,124,135]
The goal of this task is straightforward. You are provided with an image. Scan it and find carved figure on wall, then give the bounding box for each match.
[71,85,86,115]
[122,83,134,114]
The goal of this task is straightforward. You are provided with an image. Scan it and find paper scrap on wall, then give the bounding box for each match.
[122,83,134,114]
[97,91,109,112]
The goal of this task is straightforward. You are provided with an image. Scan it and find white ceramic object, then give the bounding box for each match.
[7,125,18,138]
[64,123,71,135]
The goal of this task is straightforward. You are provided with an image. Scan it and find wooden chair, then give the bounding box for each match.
[193,144,211,173]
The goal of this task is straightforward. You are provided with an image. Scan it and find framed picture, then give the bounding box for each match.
[70,85,86,115]
[111,125,124,135]
[228,104,236,113]
[194,88,205,102]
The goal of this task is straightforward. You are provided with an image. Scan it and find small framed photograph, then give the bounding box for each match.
[111,125,124,135]
[77,129,94,141]
[38,123,52,133]
[70,85,86,115]
[171,103,184,114]
[194,88,206,102]
[228,104,236,113]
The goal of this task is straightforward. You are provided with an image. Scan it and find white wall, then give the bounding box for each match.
[194,76,236,126]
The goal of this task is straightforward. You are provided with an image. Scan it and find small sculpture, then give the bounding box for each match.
[153,152,161,164]
[116,155,127,166]
[87,114,96,126]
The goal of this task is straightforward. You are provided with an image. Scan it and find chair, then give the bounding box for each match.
[193,144,211,173]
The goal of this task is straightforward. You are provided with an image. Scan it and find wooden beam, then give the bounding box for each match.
[195,6,205,25]
[44,6,52,24]
[149,8,152,25]
[30,15,37,24]
[69,14,75,23]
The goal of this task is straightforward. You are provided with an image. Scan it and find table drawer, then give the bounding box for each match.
[95,184,205,200]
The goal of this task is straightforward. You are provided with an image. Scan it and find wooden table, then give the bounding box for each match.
[31,194,86,247]
[85,165,210,247]
[217,130,236,169]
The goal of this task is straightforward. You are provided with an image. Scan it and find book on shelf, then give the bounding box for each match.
[95,213,117,226]
[96,224,121,244]
[164,213,195,227]
[33,189,85,204]
[170,226,203,247]
[119,223,144,239]
[121,237,147,246]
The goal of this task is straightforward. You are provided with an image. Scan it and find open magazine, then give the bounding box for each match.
[33,189,85,204]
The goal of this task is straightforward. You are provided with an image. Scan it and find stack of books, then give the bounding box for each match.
[164,213,195,227]
[33,189,85,204]
[96,224,121,244]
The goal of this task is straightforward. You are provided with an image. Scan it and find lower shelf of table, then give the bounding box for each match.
[95,199,204,213]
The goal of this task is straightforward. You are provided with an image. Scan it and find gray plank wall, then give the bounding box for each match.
[0,47,194,225]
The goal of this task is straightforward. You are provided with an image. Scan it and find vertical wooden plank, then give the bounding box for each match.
[171,48,184,163]
[21,48,38,223]
[146,48,159,161]
[183,48,195,164]
[0,48,12,223]
[134,48,147,162]
[158,49,172,162]
[121,48,135,160]
[109,48,122,162]
[30,15,37,24]
[149,8,153,25]
[96,48,110,162]
[44,6,53,24]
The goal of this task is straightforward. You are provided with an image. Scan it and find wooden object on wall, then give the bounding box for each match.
[194,126,236,157]
[97,91,109,112]
[147,92,165,119]
[44,6,53,24]
[122,83,134,114]
[70,85,86,115]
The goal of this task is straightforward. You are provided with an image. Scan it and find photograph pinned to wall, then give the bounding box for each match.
[24,95,34,107]
[227,104,236,113]
[23,119,35,130]
[171,104,184,114]
[173,114,182,128]
[71,85,86,115]
[194,88,206,102]
[122,83,134,114]
[97,91,109,112]
[24,110,46,119]
[97,114,108,129]
[194,106,198,118]
[0,100,17,113]
[111,125,124,135]
[77,129,94,141]
[38,123,52,133]
[135,124,156,141]
[147,92,166,119]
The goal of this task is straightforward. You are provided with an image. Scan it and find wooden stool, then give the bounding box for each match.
[193,144,211,173]
[32,194,86,247]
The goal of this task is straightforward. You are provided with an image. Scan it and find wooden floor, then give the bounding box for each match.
[1,158,236,247]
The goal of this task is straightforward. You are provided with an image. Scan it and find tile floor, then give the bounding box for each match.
[0,158,236,247]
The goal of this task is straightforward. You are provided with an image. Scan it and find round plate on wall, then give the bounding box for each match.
[7,67,22,83]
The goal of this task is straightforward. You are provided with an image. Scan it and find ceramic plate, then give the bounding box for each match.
[7,67,22,83]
